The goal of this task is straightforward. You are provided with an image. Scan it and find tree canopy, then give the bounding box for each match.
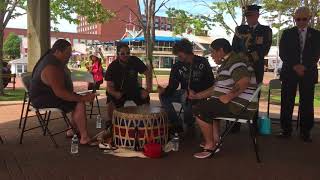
[3,32,21,59]
[0,0,114,95]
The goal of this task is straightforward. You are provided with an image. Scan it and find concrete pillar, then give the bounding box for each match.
[27,0,50,72]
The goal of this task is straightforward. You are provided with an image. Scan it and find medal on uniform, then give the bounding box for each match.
[256,36,264,45]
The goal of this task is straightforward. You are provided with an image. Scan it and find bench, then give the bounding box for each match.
[2,73,16,90]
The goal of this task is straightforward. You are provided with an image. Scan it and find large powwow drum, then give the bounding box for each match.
[112,106,168,149]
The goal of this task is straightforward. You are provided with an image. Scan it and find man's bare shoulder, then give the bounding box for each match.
[41,64,64,85]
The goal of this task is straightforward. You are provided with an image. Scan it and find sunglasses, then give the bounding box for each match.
[295,18,308,22]
[119,52,130,56]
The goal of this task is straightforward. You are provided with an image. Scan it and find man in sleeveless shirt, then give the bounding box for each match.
[30,39,96,145]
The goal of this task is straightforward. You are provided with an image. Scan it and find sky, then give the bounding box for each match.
[6,0,270,41]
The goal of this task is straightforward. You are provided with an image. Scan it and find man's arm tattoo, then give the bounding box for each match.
[231,84,241,94]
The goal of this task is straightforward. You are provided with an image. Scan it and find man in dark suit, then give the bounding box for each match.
[278,7,320,142]
[231,4,273,132]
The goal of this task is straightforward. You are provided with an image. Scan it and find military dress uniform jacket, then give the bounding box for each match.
[232,24,272,83]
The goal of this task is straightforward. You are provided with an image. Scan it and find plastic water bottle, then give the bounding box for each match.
[96,114,102,129]
[172,133,180,152]
[71,134,79,154]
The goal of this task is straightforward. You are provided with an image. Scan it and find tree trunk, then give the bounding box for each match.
[239,0,246,25]
[144,0,156,90]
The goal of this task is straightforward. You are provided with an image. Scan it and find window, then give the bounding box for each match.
[17,64,23,73]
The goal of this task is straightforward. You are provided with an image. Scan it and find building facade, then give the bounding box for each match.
[77,0,173,41]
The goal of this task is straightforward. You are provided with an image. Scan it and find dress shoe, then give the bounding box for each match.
[300,133,312,143]
[276,131,291,138]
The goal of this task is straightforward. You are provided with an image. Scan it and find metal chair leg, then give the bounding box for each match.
[18,92,27,129]
[248,121,261,163]
[19,100,31,144]
[43,111,51,136]
[96,95,101,115]
[36,111,58,148]
[267,89,271,118]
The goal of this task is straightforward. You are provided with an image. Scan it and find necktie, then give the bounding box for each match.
[299,29,304,63]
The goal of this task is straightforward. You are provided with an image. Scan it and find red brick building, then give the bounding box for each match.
[77,0,139,41]
[5,0,174,45]
[77,0,173,40]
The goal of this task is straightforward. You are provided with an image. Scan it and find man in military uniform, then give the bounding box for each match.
[231,4,273,132]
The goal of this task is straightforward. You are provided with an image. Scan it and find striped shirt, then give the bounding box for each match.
[212,52,258,116]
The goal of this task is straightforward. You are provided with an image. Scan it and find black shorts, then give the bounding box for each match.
[32,97,77,113]
[107,88,150,108]
[192,97,232,123]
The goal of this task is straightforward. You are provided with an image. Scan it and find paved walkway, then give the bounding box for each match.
[1,72,320,179]
[1,94,320,179]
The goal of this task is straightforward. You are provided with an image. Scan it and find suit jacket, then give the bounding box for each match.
[232,24,273,83]
[279,27,320,83]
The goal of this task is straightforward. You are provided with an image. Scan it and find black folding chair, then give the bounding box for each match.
[19,74,74,148]
[212,84,263,163]
[18,73,32,129]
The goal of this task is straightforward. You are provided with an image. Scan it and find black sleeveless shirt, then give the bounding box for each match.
[30,54,74,107]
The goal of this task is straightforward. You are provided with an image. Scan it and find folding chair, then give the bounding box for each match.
[70,70,101,119]
[18,73,32,129]
[267,79,300,129]
[212,84,263,163]
[19,74,74,148]
[18,73,49,129]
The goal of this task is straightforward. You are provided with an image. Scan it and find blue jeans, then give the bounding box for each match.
[160,89,194,127]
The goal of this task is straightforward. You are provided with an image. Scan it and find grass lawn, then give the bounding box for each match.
[260,84,320,107]
[0,88,25,101]
[70,67,171,78]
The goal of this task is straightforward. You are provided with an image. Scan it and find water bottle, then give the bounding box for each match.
[259,116,272,135]
[172,133,180,152]
[71,134,79,154]
[96,114,102,129]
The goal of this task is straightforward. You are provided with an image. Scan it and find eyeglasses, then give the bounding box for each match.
[119,52,130,56]
[295,18,308,22]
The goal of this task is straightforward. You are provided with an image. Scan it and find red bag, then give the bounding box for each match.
[143,143,162,158]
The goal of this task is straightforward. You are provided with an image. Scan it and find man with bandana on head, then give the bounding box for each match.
[232,4,272,133]
[278,7,320,142]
